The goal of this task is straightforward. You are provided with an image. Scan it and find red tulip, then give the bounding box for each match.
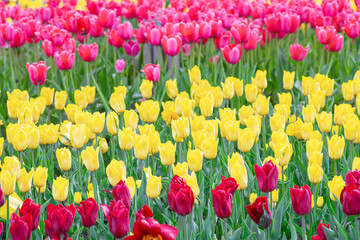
[221,44,242,64]
[246,196,272,229]
[42,40,56,57]
[147,26,164,46]
[87,0,101,15]
[19,199,41,231]
[89,18,104,38]
[45,204,76,239]
[10,27,25,48]
[0,187,4,207]
[231,21,250,44]
[76,197,98,227]
[9,212,33,240]
[289,185,312,216]
[54,50,75,71]
[324,34,343,52]
[215,32,231,50]
[98,8,116,28]
[118,21,133,40]
[104,180,131,209]
[311,235,323,240]
[315,223,329,240]
[77,43,98,62]
[340,183,360,215]
[161,35,182,56]
[179,22,199,43]
[344,20,360,39]
[212,176,238,219]
[100,200,129,239]
[76,16,91,36]
[345,170,360,186]
[264,13,282,34]
[142,64,161,83]
[108,29,124,48]
[316,26,336,45]
[50,28,68,47]
[26,61,50,86]
[167,175,195,216]
[124,205,178,240]
[289,43,309,61]
[123,40,141,57]
[254,161,279,193]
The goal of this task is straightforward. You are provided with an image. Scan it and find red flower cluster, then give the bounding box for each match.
[341,170,360,215]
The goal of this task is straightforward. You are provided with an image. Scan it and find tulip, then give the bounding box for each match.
[345,170,360,186]
[188,66,201,84]
[166,79,178,99]
[327,135,345,160]
[74,192,82,204]
[328,175,345,201]
[81,147,99,172]
[9,212,32,240]
[139,79,153,99]
[158,141,176,166]
[290,185,312,215]
[90,112,105,135]
[124,204,178,240]
[110,92,125,114]
[344,119,359,141]
[162,35,182,56]
[132,134,150,160]
[283,71,295,90]
[33,167,48,188]
[316,112,332,133]
[201,135,218,160]
[45,204,76,239]
[56,148,71,172]
[106,111,119,136]
[172,162,189,177]
[76,198,98,227]
[135,100,160,123]
[17,168,33,193]
[167,175,195,216]
[212,176,238,219]
[143,64,160,83]
[123,109,138,130]
[146,175,162,199]
[77,43,98,62]
[221,81,235,100]
[199,95,214,117]
[98,8,115,28]
[12,128,27,152]
[123,40,140,57]
[221,44,242,64]
[74,90,88,109]
[52,176,69,202]
[342,81,354,101]
[0,170,16,196]
[238,128,256,152]
[344,20,360,39]
[26,61,50,86]
[115,59,126,73]
[245,83,258,103]
[308,165,323,184]
[118,127,135,151]
[106,159,126,187]
[289,43,309,62]
[187,149,203,172]
[54,91,68,110]
[171,117,190,142]
[340,183,360,215]
[54,50,75,71]
[231,22,250,44]
[246,196,272,229]
[3,156,21,180]
[254,161,279,193]
[238,105,254,125]
[270,113,286,132]
[105,181,131,209]
[101,200,129,239]
[19,198,41,231]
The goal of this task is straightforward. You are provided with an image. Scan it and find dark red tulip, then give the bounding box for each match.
[146,26,164,46]
[162,34,182,56]
[54,50,75,71]
[221,44,242,64]
[19,199,41,231]
[340,183,360,215]
[344,20,360,39]
[42,40,56,57]
[254,161,279,193]
[77,43,98,62]
[215,32,231,50]
[98,8,116,28]
[231,21,250,44]
[9,212,33,240]
[246,196,272,229]
[212,176,238,219]
[324,33,343,52]
[45,204,76,239]
[10,27,25,48]
[179,22,199,43]
[124,204,178,240]
[104,180,131,209]
[316,223,329,240]
[142,64,161,83]
[118,21,133,40]
[289,43,309,61]
[76,197,98,227]
[26,61,50,86]
[289,185,312,216]
[100,200,129,239]
[316,26,336,45]
[345,170,360,186]
[108,29,124,48]
[167,175,195,216]
[123,40,141,57]
[50,28,68,47]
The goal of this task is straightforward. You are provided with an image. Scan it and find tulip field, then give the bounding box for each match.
[3,0,360,239]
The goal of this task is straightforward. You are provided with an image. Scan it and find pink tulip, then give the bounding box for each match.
[289,43,309,62]
[26,61,50,86]
[98,8,116,28]
[118,21,133,40]
[115,59,126,73]
[77,43,98,62]
[161,35,182,56]
[221,44,242,64]
[54,50,75,71]
[324,34,343,52]
[142,64,161,83]
[123,40,140,57]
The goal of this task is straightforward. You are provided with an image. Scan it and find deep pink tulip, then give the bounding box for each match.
[215,32,232,50]
[238,0,252,17]
[50,28,68,47]
[9,212,33,240]
[146,27,164,46]
[231,21,250,44]
[19,199,41,231]
[209,19,222,38]
[289,43,309,61]
[23,19,40,39]
[345,170,360,186]
[108,29,124,48]
[199,21,211,40]
[322,1,338,18]
[143,64,161,83]
[243,29,260,50]
[289,185,312,216]
[221,44,242,64]
[316,26,336,45]
[115,59,126,73]
[212,176,238,219]
[42,39,56,57]
[344,20,360,39]
[45,204,76,240]
[10,27,25,48]
[324,33,343,52]
[246,196,272,229]
[265,13,282,34]
[98,8,116,28]
[104,180,131,209]
[167,175,195,216]
[118,21,133,40]
[182,44,191,56]
[0,23,13,42]
[54,50,75,70]
[254,161,279,193]
[26,61,50,86]
[76,15,91,35]
[315,223,330,240]
[60,38,76,53]
[281,12,300,34]
[134,29,147,44]
[76,197,98,227]
[179,22,199,43]
[100,200,129,239]
[123,40,141,57]
[77,43,98,62]
[161,34,182,56]
[89,18,104,38]
[340,183,360,215]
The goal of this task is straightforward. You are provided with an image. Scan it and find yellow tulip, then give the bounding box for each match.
[327,135,345,160]
[249,193,257,204]
[132,134,150,160]
[199,95,214,118]
[183,172,199,198]
[125,177,136,199]
[238,128,256,152]
[223,120,240,142]
[232,78,243,97]
[334,104,356,126]
[7,99,21,119]
[140,79,153,99]
[40,87,54,106]
[26,127,40,150]
[221,81,234,100]
[46,124,59,145]
[200,135,218,159]
[316,112,332,133]
[54,91,68,110]
[74,192,82,204]
[317,196,324,207]
[81,86,96,104]
[278,92,292,108]
[227,152,244,172]
[18,107,33,124]
[12,128,27,151]
[204,120,218,138]
[344,119,359,141]
[159,141,176,166]
[171,117,190,142]
[81,146,99,172]
[87,190,94,199]
[245,115,261,137]
[0,170,16,196]
[106,159,126,186]
[269,130,288,147]
[17,168,33,193]
[106,111,119,136]
[253,70,267,89]
[308,91,324,113]
[219,108,236,121]
[274,142,293,167]
[306,139,323,159]
[253,94,270,116]
[33,167,48,188]
[0,137,3,157]
[56,148,72,171]
[342,81,354,101]
[270,113,286,132]
[301,122,313,141]
[192,130,207,149]
[308,165,323,184]
[166,79,178,99]
[274,104,290,122]
[353,157,360,171]
[272,189,279,203]
[110,92,126,114]
[64,104,81,123]
[308,153,323,167]
[138,124,156,135]
[124,109,139,130]
[190,114,205,132]
[172,162,188,177]
[187,149,203,172]
[188,66,201,84]
[230,163,248,190]
[283,71,295,90]
[175,92,190,115]
[59,121,72,146]
[118,127,135,151]
[74,89,88,109]
[97,138,109,154]
[328,175,345,201]
[161,101,179,126]
[238,105,254,125]
[302,105,316,123]
[2,156,21,180]
[52,176,69,202]
[70,124,87,149]
[146,174,162,199]
[114,86,127,97]
[245,83,258,103]
[135,100,160,123]
[90,112,105,134]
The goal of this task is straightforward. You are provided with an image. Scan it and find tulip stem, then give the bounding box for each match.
[182,215,187,240]
[6,195,9,239]
[301,215,307,240]
[223,219,228,240]
[78,149,81,190]
[333,159,337,175]
[355,216,359,240]
[262,116,266,158]
[281,166,284,196]
[88,226,92,240]
[51,144,54,181]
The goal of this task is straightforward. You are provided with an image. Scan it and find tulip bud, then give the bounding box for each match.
[253,94,270,116]
[54,91,68,110]
[118,127,135,151]
[13,128,27,152]
[245,83,258,103]
[106,111,119,136]
[70,124,87,149]
[327,135,345,160]
[254,70,267,90]
[249,193,257,204]
[166,79,178,99]
[74,192,82,204]
[140,79,153,99]
[106,159,126,187]
[201,135,218,160]
[52,176,69,202]
[238,128,256,152]
[316,112,332,133]
[187,149,203,172]
[159,141,176,166]
[342,81,354,101]
[317,196,324,207]
[33,167,48,188]
[131,134,150,160]
[283,71,295,90]
[56,148,72,171]
[146,175,162,199]
[124,109,139,130]
[81,146,100,172]
[90,112,105,134]
[188,66,201,84]
[0,170,16,196]
[308,165,323,184]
